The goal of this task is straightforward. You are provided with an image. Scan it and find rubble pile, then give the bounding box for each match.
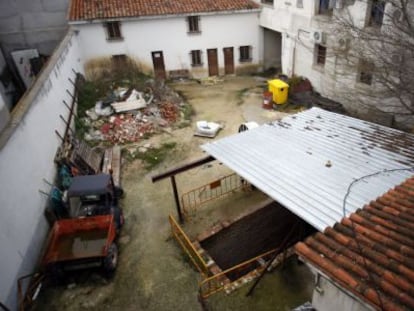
[81,80,188,144]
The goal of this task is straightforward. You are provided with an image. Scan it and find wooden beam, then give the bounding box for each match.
[151,155,215,182]
[170,175,183,223]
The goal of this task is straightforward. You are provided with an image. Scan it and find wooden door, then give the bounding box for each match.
[151,51,166,80]
[207,49,219,76]
[223,47,234,75]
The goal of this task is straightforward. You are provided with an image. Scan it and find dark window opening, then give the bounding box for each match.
[239,46,252,62]
[188,16,200,33]
[112,54,127,67]
[190,50,202,66]
[316,44,327,66]
[106,21,122,40]
[318,0,333,14]
[369,0,385,27]
[358,60,374,85]
[261,0,274,5]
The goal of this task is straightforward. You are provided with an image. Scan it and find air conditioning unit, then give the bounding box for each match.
[392,8,403,22]
[335,37,350,51]
[311,30,325,44]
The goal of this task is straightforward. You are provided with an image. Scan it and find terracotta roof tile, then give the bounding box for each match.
[295,176,414,311]
[68,0,260,21]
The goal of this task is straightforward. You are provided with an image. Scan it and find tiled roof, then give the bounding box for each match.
[296,176,414,311]
[68,0,260,21]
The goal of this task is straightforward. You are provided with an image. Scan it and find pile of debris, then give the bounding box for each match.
[80,80,187,144]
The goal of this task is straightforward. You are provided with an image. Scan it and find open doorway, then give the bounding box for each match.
[263,28,282,72]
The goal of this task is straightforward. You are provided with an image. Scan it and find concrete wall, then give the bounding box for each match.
[0,30,84,311]
[312,274,374,311]
[0,0,69,56]
[72,12,262,78]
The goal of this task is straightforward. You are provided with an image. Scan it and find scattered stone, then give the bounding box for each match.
[143,143,151,149]
[138,147,147,153]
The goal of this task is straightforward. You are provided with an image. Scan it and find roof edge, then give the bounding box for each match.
[68,8,261,24]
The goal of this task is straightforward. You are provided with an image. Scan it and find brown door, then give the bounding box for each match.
[151,51,166,79]
[207,49,219,76]
[223,47,234,75]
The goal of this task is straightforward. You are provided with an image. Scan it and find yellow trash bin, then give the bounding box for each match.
[268,79,289,105]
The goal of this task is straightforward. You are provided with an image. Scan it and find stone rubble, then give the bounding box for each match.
[82,80,187,144]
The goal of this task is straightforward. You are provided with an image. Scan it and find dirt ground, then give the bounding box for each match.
[35,76,313,311]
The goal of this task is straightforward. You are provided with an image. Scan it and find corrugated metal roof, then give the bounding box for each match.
[201,108,414,231]
[296,177,414,311]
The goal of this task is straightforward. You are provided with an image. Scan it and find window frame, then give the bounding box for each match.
[239,46,252,63]
[105,21,123,41]
[315,44,327,67]
[190,50,203,67]
[368,0,385,27]
[187,16,201,34]
[318,0,333,15]
[358,59,375,85]
[261,0,274,5]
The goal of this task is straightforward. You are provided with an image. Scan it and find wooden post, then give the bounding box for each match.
[170,175,183,223]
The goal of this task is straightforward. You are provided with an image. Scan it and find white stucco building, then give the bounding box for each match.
[68,0,263,79]
[258,0,413,128]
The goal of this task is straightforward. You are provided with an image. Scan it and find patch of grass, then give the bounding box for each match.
[136,142,177,169]
[236,88,250,106]
[180,102,194,121]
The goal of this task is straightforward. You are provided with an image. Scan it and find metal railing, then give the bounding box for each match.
[198,248,278,299]
[181,173,250,218]
[169,215,210,277]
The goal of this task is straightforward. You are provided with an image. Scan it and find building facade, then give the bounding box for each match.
[258,0,413,128]
[68,0,263,79]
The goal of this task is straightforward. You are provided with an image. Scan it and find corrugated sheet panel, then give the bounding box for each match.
[201,108,414,231]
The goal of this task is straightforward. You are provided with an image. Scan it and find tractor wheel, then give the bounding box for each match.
[114,186,124,199]
[103,243,118,273]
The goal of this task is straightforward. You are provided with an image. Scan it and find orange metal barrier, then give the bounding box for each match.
[181,173,251,218]
[169,215,210,277]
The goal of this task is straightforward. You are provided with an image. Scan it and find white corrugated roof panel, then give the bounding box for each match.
[201,108,414,231]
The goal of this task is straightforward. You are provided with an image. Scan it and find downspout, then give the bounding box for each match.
[292,28,310,77]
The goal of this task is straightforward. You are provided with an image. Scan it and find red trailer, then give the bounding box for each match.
[42,215,118,275]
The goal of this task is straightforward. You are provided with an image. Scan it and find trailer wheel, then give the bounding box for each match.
[103,243,118,272]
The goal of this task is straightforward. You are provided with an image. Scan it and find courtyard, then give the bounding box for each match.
[35,76,313,311]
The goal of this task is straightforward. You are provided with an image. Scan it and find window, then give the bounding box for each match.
[187,16,200,33]
[318,0,333,14]
[297,0,303,8]
[239,46,252,62]
[106,21,122,40]
[112,54,127,67]
[358,60,374,85]
[261,0,274,5]
[315,44,327,66]
[369,0,385,27]
[190,50,202,66]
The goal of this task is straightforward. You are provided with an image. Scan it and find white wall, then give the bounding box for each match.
[0,31,84,311]
[73,12,262,77]
[312,274,374,311]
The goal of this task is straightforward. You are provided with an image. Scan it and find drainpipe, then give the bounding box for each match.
[292,28,310,77]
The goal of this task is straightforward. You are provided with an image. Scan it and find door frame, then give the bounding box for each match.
[151,50,166,80]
